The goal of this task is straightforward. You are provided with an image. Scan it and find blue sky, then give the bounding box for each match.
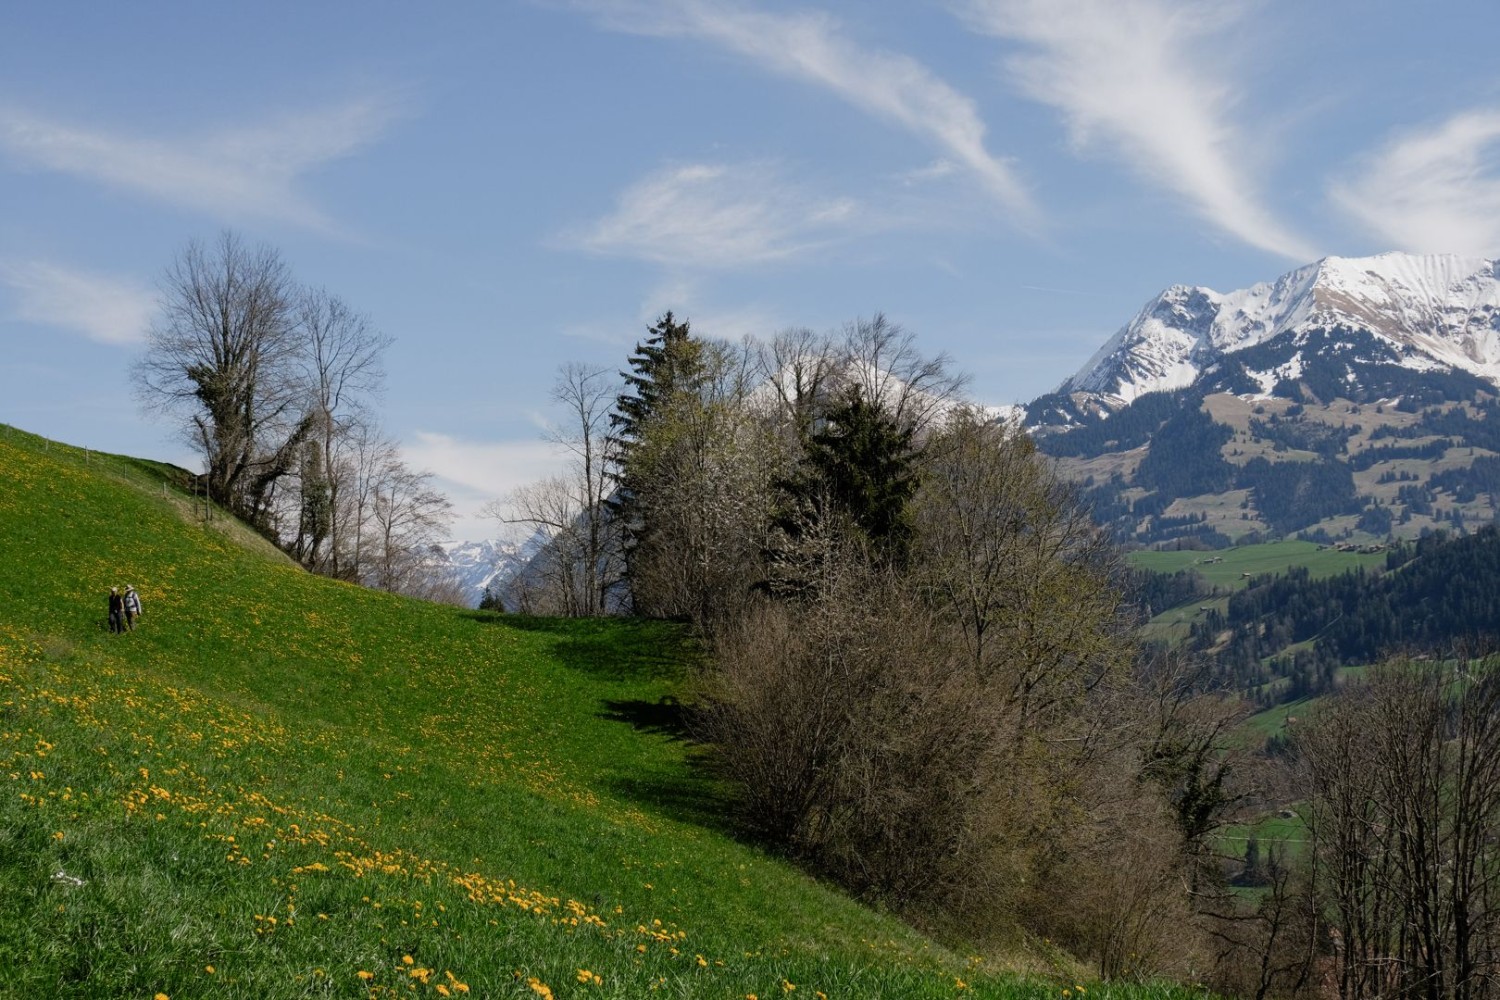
[5,1,1500,538]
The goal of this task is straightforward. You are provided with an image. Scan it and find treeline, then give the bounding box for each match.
[134,232,459,601]
[503,314,1258,981]
[1173,528,1500,705]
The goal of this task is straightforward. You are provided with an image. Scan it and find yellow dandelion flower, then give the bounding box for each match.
[205,965,215,974]
[356,970,374,981]
[402,954,415,966]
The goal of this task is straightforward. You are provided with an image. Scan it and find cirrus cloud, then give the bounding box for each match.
[566,0,1038,227]
[959,0,1318,261]
[573,161,862,268]
[0,95,405,233]
[0,259,155,345]
[1333,109,1500,258]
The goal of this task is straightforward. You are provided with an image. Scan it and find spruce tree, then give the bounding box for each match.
[804,385,918,562]
[608,312,706,603]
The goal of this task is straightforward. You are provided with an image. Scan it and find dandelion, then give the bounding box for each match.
[357,970,374,981]
[205,965,215,974]
[527,977,554,999]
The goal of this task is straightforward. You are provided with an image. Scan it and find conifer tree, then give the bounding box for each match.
[803,384,918,562]
[609,312,707,606]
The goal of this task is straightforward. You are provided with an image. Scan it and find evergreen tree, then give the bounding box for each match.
[478,583,506,612]
[610,311,704,464]
[608,312,709,610]
[803,384,919,562]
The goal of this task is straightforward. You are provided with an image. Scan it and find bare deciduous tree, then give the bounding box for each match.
[134,231,310,530]
[485,364,624,617]
[1299,655,1500,1000]
[293,288,392,575]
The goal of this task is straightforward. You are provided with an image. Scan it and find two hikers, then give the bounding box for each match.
[107,584,143,633]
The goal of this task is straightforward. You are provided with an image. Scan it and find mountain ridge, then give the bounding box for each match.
[1047,252,1500,423]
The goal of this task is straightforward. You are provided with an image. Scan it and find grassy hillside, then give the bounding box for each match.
[0,426,1197,999]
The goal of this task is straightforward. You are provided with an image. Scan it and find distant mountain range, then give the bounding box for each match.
[433,534,545,607]
[1026,252,1500,548]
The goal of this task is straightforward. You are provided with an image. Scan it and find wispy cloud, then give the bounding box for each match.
[0,96,404,232]
[568,0,1037,226]
[959,0,1317,261]
[574,161,861,268]
[1333,110,1500,257]
[0,259,155,345]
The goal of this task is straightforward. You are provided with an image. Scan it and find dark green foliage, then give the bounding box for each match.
[609,311,706,597]
[478,582,506,611]
[1236,456,1359,534]
[1356,504,1393,536]
[1322,525,1500,661]
[610,311,703,455]
[1348,438,1452,470]
[802,385,919,561]
[1034,389,1189,458]
[1430,455,1500,503]
[1182,528,1500,705]
[1247,414,1355,458]
[1128,568,1217,619]
[1134,406,1234,497]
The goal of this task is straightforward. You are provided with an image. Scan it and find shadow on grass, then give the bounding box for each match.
[461,612,740,833]
[596,698,743,833]
[460,613,700,682]
[599,696,689,739]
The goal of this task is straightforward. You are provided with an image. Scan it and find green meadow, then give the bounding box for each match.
[0,426,1209,999]
[1127,539,1388,590]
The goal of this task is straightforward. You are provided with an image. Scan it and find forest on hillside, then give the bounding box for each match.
[1132,527,1500,709]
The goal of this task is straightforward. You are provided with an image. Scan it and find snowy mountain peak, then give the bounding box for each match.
[1058,252,1500,413]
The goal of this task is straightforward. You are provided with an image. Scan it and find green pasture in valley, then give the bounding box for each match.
[1128,539,1388,591]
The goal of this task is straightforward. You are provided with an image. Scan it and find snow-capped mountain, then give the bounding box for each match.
[1049,252,1500,420]
[434,535,545,607]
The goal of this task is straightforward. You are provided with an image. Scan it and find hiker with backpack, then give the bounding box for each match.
[124,585,141,630]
